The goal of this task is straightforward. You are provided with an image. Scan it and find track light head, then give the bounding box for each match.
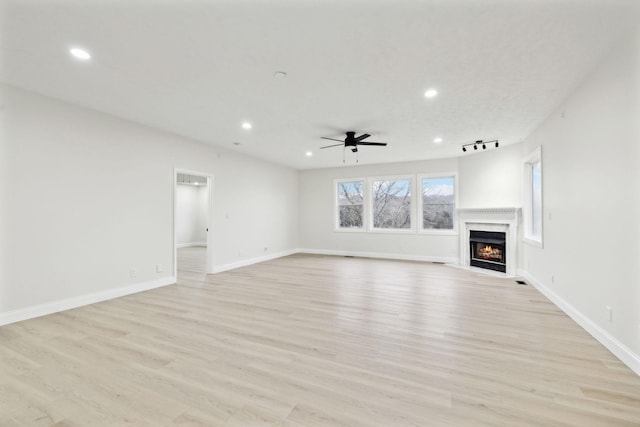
[482,144,486,149]
[462,146,467,152]
[495,141,499,148]
[473,144,478,150]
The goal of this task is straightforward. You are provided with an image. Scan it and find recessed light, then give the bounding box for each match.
[274,71,287,78]
[433,137,443,144]
[424,88,438,98]
[69,47,91,60]
[305,151,313,157]
[194,182,199,186]
[242,122,252,130]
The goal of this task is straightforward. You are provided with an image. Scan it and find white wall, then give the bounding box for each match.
[299,147,524,262]
[176,184,207,246]
[299,158,458,261]
[0,84,298,317]
[458,142,523,209]
[521,29,640,366]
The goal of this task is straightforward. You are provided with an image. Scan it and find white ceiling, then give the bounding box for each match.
[1,0,639,169]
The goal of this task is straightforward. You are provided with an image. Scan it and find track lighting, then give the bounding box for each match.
[461,139,500,153]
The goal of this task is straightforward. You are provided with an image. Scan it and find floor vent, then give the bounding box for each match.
[344,255,354,258]
[516,280,527,285]
[432,261,445,264]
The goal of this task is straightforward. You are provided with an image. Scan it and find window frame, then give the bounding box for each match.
[334,178,367,232]
[368,175,415,234]
[523,146,543,247]
[417,172,458,235]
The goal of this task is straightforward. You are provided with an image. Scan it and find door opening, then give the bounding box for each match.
[174,169,213,278]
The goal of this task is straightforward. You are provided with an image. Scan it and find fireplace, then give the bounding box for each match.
[458,208,519,277]
[469,230,506,273]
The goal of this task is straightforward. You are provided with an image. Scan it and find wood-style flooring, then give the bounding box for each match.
[1,248,640,426]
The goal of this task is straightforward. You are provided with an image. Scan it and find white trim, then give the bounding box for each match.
[523,271,640,377]
[298,248,457,264]
[417,172,458,234]
[522,237,543,248]
[523,146,543,246]
[0,276,176,326]
[176,242,207,248]
[334,177,366,232]
[211,249,298,274]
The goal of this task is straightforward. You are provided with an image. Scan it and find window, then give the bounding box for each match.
[371,177,412,230]
[420,175,456,231]
[335,179,364,230]
[524,147,543,246]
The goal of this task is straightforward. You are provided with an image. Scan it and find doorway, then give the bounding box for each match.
[174,169,213,278]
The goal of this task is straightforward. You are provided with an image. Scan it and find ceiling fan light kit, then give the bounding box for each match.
[461,139,500,153]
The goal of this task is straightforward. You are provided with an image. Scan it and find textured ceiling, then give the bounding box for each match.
[1,0,639,169]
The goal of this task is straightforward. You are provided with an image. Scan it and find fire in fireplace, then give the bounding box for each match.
[469,230,506,273]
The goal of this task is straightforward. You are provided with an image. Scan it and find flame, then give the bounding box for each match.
[479,244,502,259]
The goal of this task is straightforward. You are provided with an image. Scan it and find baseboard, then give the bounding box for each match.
[211,249,299,274]
[298,248,458,264]
[0,276,176,326]
[522,271,640,377]
[176,242,207,248]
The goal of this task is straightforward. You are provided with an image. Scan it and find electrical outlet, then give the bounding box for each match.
[156,264,163,273]
[130,268,137,278]
[606,306,612,322]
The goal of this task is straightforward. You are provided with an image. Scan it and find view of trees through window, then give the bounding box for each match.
[337,181,364,228]
[372,179,411,229]
[422,176,455,229]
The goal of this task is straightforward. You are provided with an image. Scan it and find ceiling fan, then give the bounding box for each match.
[320,131,387,153]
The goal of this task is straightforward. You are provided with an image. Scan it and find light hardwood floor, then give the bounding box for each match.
[1,250,640,426]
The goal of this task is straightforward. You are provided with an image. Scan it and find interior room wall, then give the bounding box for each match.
[298,158,460,261]
[298,144,524,262]
[521,29,640,369]
[0,83,299,319]
[176,184,207,247]
[458,143,523,209]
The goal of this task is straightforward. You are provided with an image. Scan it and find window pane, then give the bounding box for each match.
[372,179,411,229]
[422,176,454,230]
[337,181,363,228]
[531,162,542,238]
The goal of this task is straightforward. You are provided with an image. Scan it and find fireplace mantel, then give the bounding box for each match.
[457,207,521,277]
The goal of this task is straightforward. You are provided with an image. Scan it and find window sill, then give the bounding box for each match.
[523,236,543,248]
[334,228,366,233]
[418,229,458,236]
[367,228,415,235]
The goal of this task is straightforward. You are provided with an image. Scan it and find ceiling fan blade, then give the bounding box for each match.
[320,143,344,149]
[321,137,344,143]
[355,133,371,142]
[357,142,387,146]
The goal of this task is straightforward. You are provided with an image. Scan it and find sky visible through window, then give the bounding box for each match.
[422,176,454,196]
